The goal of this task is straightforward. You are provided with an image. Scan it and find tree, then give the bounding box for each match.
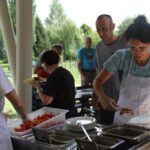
[80,24,92,36]
[88,31,100,48]
[45,0,83,60]
[60,19,83,60]
[33,15,48,58]
[45,0,66,27]
[117,16,134,35]
[0,31,7,63]
[7,0,16,33]
[80,24,99,48]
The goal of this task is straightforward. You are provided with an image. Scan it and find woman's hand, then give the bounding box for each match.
[100,96,117,111]
[21,115,32,125]
[30,78,40,88]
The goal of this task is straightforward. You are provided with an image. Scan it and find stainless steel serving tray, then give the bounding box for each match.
[76,135,124,150]
[102,124,150,142]
[91,135,124,149]
[49,134,74,144]
[54,129,86,139]
[128,138,150,150]
[134,142,150,150]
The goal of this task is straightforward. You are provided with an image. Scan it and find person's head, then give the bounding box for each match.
[125,23,150,63]
[134,15,148,24]
[96,14,115,44]
[41,50,60,71]
[51,44,63,55]
[84,36,92,48]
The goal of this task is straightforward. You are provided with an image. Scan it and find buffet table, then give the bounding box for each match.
[9,107,150,150]
[11,123,150,150]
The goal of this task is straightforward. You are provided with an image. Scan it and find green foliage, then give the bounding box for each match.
[80,24,92,36]
[7,0,16,33]
[33,16,48,57]
[88,31,100,48]
[45,0,84,61]
[80,24,99,48]
[46,0,66,27]
[0,31,7,63]
[117,16,134,35]
[61,61,80,85]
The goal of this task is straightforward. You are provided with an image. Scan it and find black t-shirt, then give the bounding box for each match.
[43,67,77,118]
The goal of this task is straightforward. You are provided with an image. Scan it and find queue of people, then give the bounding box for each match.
[93,21,150,124]
[31,14,150,127]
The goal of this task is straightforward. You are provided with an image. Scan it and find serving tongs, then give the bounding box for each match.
[115,106,134,115]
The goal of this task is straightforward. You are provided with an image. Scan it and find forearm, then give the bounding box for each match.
[36,86,53,105]
[6,90,28,120]
[93,69,117,110]
[36,86,45,103]
[93,78,107,104]
[77,60,85,76]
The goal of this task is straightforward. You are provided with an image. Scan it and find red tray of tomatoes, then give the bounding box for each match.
[8,107,68,136]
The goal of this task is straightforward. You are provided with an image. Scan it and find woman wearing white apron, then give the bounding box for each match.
[0,67,29,150]
[93,21,150,124]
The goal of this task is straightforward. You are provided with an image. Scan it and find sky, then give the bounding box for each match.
[35,0,150,30]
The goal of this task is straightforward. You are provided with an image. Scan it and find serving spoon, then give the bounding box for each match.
[78,122,92,142]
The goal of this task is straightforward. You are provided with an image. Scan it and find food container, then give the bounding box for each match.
[136,142,150,150]
[128,139,150,150]
[76,135,124,150]
[36,140,77,150]
[55,129,86,139]
[49,134,74,144]
[102,124,150,142]
[66,116,97,132]
[8,107,68,136]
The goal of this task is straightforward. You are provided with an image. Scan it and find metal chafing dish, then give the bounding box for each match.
[102,124,150,142]
[128,140,150,150]
[11,123,150,150]
[76,135,124,150]
[133,142,150,150]
[32,125,77,150]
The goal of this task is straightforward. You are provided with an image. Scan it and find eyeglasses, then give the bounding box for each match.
[130,46,146,53]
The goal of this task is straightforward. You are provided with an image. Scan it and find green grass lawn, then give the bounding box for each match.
[2,61,81,118]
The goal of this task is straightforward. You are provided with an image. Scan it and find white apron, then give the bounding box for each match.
[0,99,13,150]
[114,58,150,124]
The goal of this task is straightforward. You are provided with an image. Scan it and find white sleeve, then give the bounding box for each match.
[0,67,14,96]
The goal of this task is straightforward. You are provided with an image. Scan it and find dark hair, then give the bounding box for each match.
[51,44,63,50]
[125,23,150,43]
[96,14,113,22]
[85,36,92,40]
[134,15,148,24]
[41,50,60,66]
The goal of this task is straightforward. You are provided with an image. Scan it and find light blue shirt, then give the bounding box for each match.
[77,47,96,71]
[103,49,150,79]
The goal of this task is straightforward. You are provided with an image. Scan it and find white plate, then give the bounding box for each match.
[129,114,150,125]
[66,116,97,131]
